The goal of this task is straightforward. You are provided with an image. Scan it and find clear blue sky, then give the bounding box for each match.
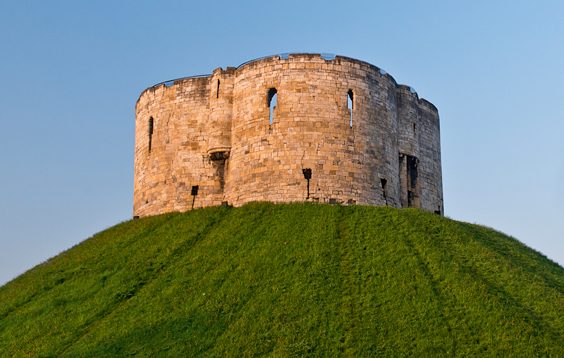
[1,0,563,285]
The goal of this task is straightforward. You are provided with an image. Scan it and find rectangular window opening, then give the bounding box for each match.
[380,178,388,204]
[399,153,420,208]
[148,117,154,153]
[268,88,278,126]
[347,90,354,128]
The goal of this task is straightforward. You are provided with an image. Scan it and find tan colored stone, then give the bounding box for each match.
[133,54,443,217]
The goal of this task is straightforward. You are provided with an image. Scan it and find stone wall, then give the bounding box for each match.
[133,54,443,217]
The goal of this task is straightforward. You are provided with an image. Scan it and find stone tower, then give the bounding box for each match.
[133,54,443,217]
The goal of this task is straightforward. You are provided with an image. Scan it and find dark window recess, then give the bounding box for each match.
[399,153,420,208]
[434,205,441,215]
[407,190,414,207]
[267,88,278,125]
[216,160,226,192]
[210,150,229,192]
[380,178,388,204]
[191,185,199,209]
[407,156,418,190]
[210,151,229,161]
[148,117,154,152]
[302,168,312,199]
[216,79,220,98]
[413,122,416,132]
[347,89,354,128]
[329,198,338,205]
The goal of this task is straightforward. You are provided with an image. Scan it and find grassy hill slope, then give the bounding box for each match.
[0,203,562,356]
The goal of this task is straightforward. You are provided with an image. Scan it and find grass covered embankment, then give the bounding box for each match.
[0,203,562,356]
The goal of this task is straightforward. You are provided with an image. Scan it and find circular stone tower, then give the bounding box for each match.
[133,54,443,217]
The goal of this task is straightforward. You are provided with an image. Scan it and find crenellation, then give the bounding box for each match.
[133,54,443,217]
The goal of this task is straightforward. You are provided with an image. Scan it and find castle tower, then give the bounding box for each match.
[133,54,443,217]
[207,67,234,158]
[206,67,235,202]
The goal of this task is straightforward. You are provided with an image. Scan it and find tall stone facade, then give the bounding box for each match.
[134,54,443,217]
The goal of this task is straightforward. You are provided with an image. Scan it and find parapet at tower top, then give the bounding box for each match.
[134,51,443,217]
[144,53,427,103]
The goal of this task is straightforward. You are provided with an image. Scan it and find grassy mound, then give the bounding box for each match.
[0,203,562,356]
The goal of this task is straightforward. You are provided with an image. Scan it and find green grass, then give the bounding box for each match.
[0,203,562,356]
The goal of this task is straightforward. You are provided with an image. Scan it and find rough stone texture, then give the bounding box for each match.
[134,54,443,217]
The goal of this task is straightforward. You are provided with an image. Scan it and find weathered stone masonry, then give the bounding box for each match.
[134,54,443,217]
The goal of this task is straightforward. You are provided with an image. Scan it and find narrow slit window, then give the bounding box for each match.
[380,178,388,204]
[216,79,220,98]
[267,88,278,125]
[347,89,354,128]
[148,117,154,153]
